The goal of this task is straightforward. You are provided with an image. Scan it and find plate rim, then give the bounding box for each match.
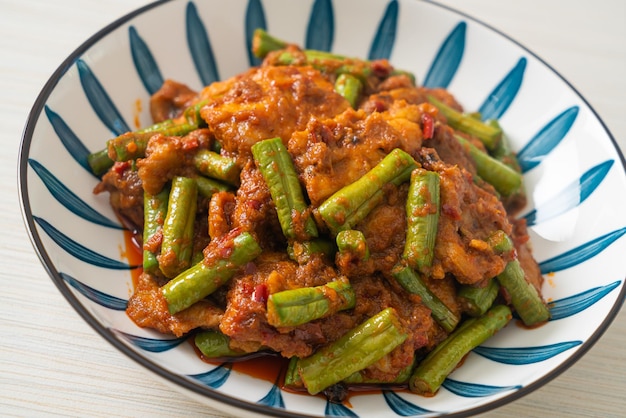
[17,0,626,417]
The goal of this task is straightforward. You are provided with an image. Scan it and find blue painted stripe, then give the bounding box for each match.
[548,281,621,320]
[44,106,93,174]
[423,22,466,88]
[442,378,521,398]
[257,384,285,409]
[60,272,127,310]
[28,159,123,229]
[306,0,334,51]
[517,106,579,173]
[34,216,137,270]
[524,160,614,226]
[325,401,359,417]
[382,390,432,416]
[76,59,130,136]
[479,58,526,121]
[129,26,164,95]
[473,341,582,365]
[368,0,398,60]
[245,0,267,67]
[189,363,232,389]
[115,330,187,352]
[186,1,220,85]
[539,227,626,274]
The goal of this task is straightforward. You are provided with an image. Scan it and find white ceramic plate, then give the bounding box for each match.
[18,0,626,416]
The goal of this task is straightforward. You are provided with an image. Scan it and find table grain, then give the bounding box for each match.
[2,0,625,416]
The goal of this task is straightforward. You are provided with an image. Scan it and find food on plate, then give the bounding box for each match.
[89,28,550,400]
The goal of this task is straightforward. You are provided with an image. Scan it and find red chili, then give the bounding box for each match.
[253,284,269,304]
[112,161,131,175]
[421,112,435,140]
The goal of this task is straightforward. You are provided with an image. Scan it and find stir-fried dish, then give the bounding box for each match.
[89,29,550,400]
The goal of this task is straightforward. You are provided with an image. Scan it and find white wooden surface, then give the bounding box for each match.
[2,0,625,416]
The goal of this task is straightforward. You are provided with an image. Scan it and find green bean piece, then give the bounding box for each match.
[455,134,523,197]
[343,357,415,385]
[403,169,440,272]
[458,278,500,317]
[487,119,522,173]
[334,73,363,108]
[106,131,154,162]
[427,95,502,150]
[158,177,198,279]
[251,137,318,240]
[283,356,304,389]
[298,307,408,395]
[287,238,336,264]
[409,304,511,396]
[487,229,514,254]
[391,264,459,333]
[318,148,418,235]
[267,279,356,328]
[195,176,232,198]
[252,28,288,59]
[336,230,370,261]
[86,148,114,176]
[161,229,262,314]
[193,149,241,186]
[142,187,170,274]
[497,257,551,326]
[194,330,247,358]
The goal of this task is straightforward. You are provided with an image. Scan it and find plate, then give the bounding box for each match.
[18,0,626,416]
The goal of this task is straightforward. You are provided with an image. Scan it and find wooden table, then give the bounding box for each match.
[2,0,625,416]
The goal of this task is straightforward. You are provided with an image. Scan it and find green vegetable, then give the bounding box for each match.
[391,264,459,333]
[142,187,169,274]
[193,149,241,186]
[336,229,370,261]
[251,137,318,240]
[458,278,500,317]
[194,330,247,358]
[194,176,232,198]
[87,148,114,176]
[161,229,262,314]
[403,169,440,272]
[318,148,418,234]
[297,307,408,395]
[334,73,363,108]
[158,177,197,278]
[287,239,336,264]
[267,279,356,327]
[409,304,511,396]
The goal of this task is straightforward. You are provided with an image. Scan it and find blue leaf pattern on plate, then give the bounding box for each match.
[129,26,164,95]
[423,22,466,88]
[539,227,626,274]
[257,384,285,408]
[306,0,334,51]
[524,160,614,226]
[368,0,398,60]
[548,281,621,320]
[60,272,127,310]
[517,106,579,173]
[34,216,137,270]
[44,106,93,174]
[76,59,130,135]
[326,401,359,417]
[186,2,220,85]
[382,390,432,416]
[442,378,521,398]
[479,58,526,121]
[29,159,123,229]
[473,341,582,365]
[189,363,232,389]
[245,0,266,67]
[115,330,187,352]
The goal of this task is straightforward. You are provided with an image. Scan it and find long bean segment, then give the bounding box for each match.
[267,279,355,327]
[87,148,114,176]
[336,229,370,261]
[455,134,522,197]
[392,265,459,333]
[251,137,318,240]
[193,149,241,186]
[428,95,501,150]
[195,176,232,198]
[142,187,169,274]
[403,169,440,272]
[318,148,418,235]
[297,307,408,395]
[458,278,499,317]
[334,73,363,108]
[410,304,511,396]
[194,330,247,359]
[158,177,198,278]
[161,229,262,314]
[287,238,336,264]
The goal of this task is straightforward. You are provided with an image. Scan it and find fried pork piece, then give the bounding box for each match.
[93,162,143,230]
[199,65,350,161]
[511,217,544,293]
[127,272,223,337]
[150,79,199,122]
